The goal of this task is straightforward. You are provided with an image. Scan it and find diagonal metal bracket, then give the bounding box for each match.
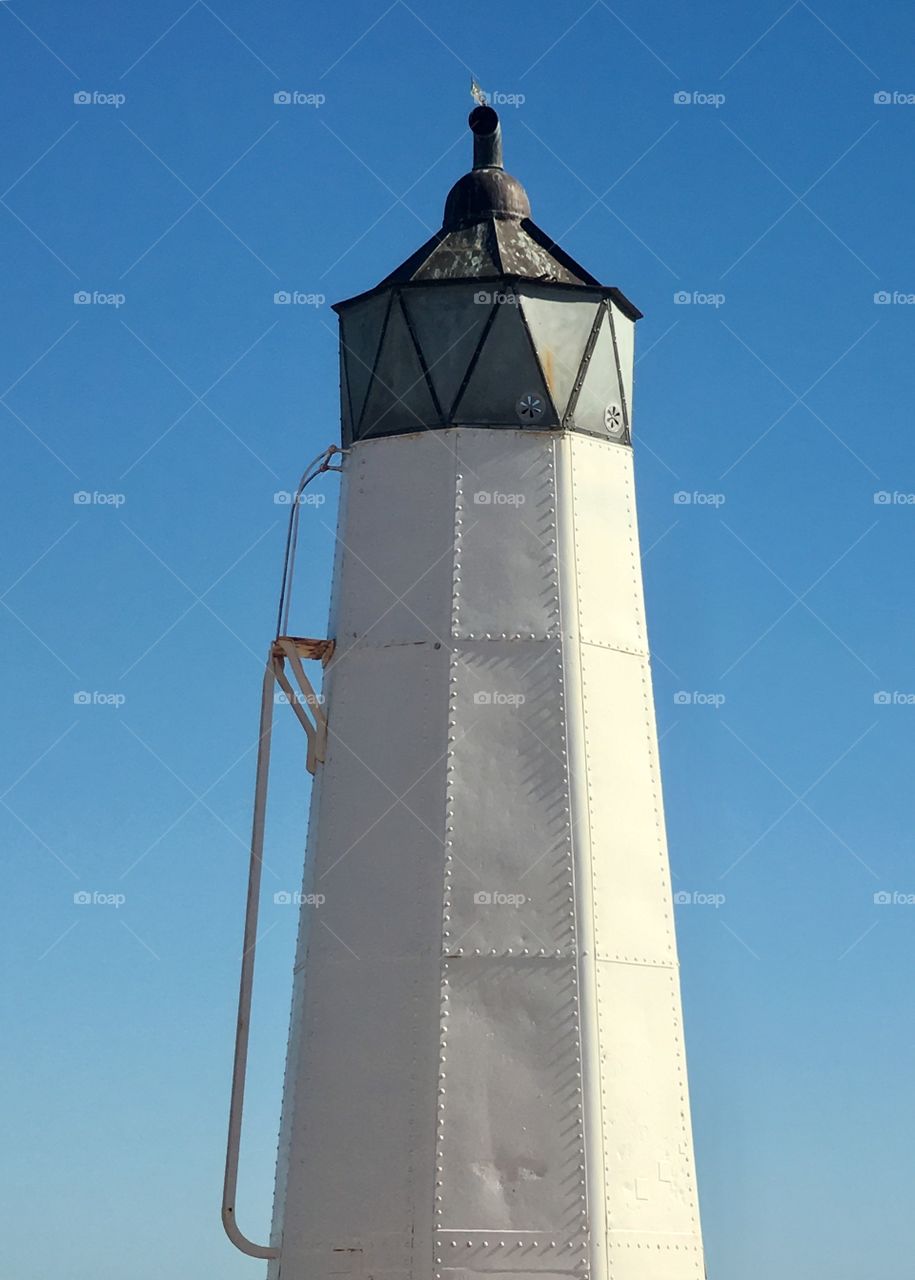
[271,636,333,775]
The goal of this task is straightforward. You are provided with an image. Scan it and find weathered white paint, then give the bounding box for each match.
[268,427,705,1280]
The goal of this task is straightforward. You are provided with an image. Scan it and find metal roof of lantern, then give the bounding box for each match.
[334,105,642,317]
[333,104,642,448]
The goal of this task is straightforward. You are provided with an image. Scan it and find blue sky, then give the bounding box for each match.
[1,1,914,1276]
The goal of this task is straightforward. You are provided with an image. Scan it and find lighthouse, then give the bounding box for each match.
[224,104,707,1280]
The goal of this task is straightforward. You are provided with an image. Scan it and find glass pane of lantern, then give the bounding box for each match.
[610,301,634,427]
[518,288,600,422]
[341,292,391,434]
[402,284,494,419]
[569,306,624,438]
[453,299,556,428]
[360,294,439,439]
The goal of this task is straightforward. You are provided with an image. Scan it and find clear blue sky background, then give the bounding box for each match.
[1,2,913,1276]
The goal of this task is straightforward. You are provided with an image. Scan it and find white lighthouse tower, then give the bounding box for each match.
[224,104,707,1280]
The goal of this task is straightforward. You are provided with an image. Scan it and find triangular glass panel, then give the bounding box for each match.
[518,286,600,422]
[360,294,439,439]
[453,299,557,428]
[402,284,494,420]
[341,292,391,436]
[609,301,634,427]
[568,306,624,438]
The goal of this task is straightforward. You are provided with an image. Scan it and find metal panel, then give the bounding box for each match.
[270,641,447,1278]
[313,641,448,955]
[436,1247,586,1279]
[444,642,575,957]
[579,645,676,968]
[452,430,561,642]
[605,1234,704,1280]
[335,434,456,648]
[596,962,704,1274]
[568,435,647,656]
[435,957,587,1243]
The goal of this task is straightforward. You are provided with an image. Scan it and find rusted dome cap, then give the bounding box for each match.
[443,105,532,231]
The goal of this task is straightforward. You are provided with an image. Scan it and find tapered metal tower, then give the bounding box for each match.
[226,104,707,1280]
